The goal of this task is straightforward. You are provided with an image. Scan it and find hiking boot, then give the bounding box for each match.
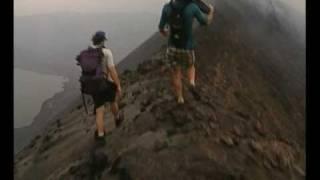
[115,111,124,128]
[94,130,106,146]
[188,85,201,101]
[177,96,185,104]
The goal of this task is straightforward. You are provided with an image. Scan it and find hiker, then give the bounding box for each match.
[76,31,123,144]
[159,0,214,104]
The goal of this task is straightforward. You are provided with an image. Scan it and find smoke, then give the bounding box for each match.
[277,0,305,38]
[249,0,305,96]
[14,0,169,16]
[275,0,305,42]
[241,0,305,44]
[208,0,305,97]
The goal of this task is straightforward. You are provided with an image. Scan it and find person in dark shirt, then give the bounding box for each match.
[159,0,214,104]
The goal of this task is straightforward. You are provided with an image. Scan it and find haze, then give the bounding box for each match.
[14,0,169,16]
[15,0,305,36]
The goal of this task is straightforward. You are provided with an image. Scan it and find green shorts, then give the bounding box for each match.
[166,47,195,69]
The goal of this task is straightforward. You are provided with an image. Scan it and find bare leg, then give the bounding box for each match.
[172,66,184,103]
[186,51,201,101]
[111,93,124,127]
[187,51,196,86]
[110,101,119,120]
[188,64,196,86]
[95,105,105,136]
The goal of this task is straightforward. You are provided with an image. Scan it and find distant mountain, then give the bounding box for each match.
[117,32,166,72]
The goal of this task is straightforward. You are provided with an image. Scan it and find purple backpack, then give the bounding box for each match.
[76,47,105,95]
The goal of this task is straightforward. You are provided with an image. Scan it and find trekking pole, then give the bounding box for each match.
[81,92,89,115]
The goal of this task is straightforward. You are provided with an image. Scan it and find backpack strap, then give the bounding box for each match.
[98,48,104,68]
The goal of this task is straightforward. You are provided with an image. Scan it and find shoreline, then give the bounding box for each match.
[14,70,76,155]
[14,81,79,154]
[14,67,70,129]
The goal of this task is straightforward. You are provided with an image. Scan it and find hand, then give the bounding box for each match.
[160,29,169,37]
[209,4,214,12]
[207,4,215,24]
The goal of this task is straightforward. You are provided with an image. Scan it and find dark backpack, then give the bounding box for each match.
[76,47,108,114]
[168,0,190,48]
[76,47,106,96]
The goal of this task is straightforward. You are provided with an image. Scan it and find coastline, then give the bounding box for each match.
[14,67,69,129]
[14,72,78,155]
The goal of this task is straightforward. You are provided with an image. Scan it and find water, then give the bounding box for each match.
[14,68,68,128]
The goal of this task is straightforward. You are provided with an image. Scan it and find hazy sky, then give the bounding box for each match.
[14,0,169,16]
[15,0,305,17]
[278,0,305,14]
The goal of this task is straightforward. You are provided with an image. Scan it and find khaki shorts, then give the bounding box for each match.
[166,47,195,69]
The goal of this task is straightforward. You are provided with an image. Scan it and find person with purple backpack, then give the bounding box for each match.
[76,31,123,145]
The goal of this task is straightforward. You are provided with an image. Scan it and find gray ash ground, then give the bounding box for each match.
[14,53,305,179]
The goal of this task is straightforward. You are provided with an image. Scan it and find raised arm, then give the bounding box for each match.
[207,5,214,25]
[194,4,214,26]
